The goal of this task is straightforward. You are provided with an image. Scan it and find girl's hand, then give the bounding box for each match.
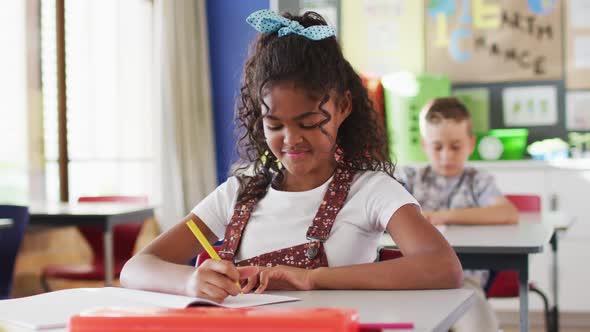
[184,259,258,303]
[241,265,316,294]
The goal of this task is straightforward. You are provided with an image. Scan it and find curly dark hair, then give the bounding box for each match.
[233,11,394,202]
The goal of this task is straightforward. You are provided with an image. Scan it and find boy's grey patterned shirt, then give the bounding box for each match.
[396,166,503,211]
[396,165,504,287]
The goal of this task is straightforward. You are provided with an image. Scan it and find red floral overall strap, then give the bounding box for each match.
[219,165,356,269]
[236,242,327,269]
[218,176,265,262]
[305,166,356,242]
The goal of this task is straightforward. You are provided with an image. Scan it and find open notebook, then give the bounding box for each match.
[0,287,299,330]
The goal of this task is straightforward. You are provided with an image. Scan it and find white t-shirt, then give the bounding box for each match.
[191,171,419,267]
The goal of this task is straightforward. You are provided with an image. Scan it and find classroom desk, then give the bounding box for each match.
[0,218,13,229]
[381,212,566,332]
[268,289,475,332]
[0,289,475,332]
[546,215,574,332]
[28,202,155,286]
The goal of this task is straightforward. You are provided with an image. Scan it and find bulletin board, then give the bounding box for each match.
[565,0,590,89]
[453,80,567,144]
[425,0,563,83]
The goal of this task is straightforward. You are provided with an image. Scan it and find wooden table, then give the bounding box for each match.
[28,202,155,286]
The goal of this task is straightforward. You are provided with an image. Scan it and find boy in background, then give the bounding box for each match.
[397,97,518,332]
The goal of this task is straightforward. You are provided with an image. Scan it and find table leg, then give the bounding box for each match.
[519,257,529,332]
[551,232,559,332]
[103,225,114,286]
[0,218,14,229]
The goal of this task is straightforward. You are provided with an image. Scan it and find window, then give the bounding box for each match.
[0,1,28,204]
[41,0,156,202]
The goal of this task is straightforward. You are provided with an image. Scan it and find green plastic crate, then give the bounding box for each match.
[470,129,529,160]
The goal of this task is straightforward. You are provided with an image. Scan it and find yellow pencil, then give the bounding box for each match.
[186,219,242,293]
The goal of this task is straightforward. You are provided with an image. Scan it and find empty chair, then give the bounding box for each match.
[0,205,29,299]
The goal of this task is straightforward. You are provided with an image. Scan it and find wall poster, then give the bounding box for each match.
[426,0,563,83]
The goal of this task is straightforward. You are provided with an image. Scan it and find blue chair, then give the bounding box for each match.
[0,205,29,299]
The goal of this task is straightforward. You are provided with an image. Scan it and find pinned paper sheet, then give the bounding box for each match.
[502,86,558,127]
[574,36,590,69]
[566,0,590,88]
[566,91,590,130]
[364,0,405,17]
[341,0,424,75]
[569,0,590,29]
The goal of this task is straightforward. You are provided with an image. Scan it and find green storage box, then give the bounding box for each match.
[470,129,529,160]
[382,72,451,164]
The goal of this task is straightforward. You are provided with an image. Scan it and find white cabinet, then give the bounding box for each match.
[475,160,590,313]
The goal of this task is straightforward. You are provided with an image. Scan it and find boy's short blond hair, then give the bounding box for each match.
[419,97,473,136]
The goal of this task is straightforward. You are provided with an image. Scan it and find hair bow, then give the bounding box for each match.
[246,9,335,41]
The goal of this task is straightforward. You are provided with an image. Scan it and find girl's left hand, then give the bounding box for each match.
[240,265,315,294]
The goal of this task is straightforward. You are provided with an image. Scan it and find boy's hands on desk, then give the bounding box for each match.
[185,259,258,303]
[241,265,315,294]
[423,211,449,225]
[423,200,518,225]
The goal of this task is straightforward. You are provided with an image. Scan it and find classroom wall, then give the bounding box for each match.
[340,1,588,150]
[206,0,269,184]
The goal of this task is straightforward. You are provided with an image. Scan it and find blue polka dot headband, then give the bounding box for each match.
[246,9,335,41]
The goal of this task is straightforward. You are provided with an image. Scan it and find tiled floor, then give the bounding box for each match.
[12,219,159,297]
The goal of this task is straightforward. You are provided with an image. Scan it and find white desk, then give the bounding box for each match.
[381,213,561,332]
[0,289,474,332]
[29,202,155,286]
[269,289,475,332]
[0,218,13,229]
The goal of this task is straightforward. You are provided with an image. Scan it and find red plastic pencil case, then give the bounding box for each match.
[69,307,360,332]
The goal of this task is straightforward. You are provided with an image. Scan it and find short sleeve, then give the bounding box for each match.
[365,172,420,232]
[394,166,417,194]
[472,170,503,207]
[190,176,241,239]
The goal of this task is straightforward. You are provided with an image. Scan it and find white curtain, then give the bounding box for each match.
[0,0,28,204]
[154,0,217,230]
